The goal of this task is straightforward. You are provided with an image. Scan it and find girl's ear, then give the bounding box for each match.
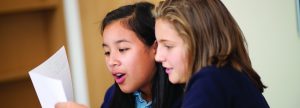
[151,41,158,54]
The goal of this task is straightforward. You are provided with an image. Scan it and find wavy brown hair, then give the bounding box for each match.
[156,0,266,92]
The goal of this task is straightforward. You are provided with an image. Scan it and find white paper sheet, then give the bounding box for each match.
[29,46,73,108]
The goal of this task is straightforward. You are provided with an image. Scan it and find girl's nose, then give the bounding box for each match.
[108,52,120,68]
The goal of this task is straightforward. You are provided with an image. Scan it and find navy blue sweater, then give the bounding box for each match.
[101,84,115,108]
[182,65,269,108]
[101,84,182,108]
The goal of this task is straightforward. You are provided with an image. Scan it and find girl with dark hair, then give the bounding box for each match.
[155,0,269,108]
[56,2,183,108]
[100,2,182,108]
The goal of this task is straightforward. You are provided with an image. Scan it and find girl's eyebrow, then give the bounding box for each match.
[157,39,168,43]
[115,39,130,44]
[102,39,131,47]
[158,39,175,44]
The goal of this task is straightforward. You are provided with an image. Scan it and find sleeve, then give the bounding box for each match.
[182,68,228,108]
[101,84,116,108]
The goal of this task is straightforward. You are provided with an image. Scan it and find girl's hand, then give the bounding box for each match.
[55,102,87,108]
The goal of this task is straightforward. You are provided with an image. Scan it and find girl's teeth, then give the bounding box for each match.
[116,73,124,78]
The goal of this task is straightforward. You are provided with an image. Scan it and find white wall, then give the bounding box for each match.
[222,0,300,108]
[63,0,89,106]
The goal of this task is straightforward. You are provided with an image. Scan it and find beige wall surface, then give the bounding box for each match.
[222,0,300,108]
[78,0,159,107]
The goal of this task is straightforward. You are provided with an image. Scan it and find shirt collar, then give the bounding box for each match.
[133,91,152,107]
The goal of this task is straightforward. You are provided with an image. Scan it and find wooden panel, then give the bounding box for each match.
[45,0,67,54]
[0,0,57,15]
[0,0,66,108]
[0,11,51,82]
[0,79,40,107]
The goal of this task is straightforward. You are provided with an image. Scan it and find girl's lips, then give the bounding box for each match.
[165,68,173,74]
[115,75,125,84]
[113,73,126,84]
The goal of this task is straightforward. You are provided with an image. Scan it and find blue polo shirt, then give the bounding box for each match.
[133,91,152,108]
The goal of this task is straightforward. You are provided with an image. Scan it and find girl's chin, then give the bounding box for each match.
[119,86,135,93]
[169,76,186,84]
[168,77,178,84]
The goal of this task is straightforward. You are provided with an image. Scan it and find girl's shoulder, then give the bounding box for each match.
[188,65,249,87]
[183,65,269,108]
[101,84,116,108]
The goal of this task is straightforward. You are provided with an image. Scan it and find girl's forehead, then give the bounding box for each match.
[156,23,184,44]
[103,22,140,42]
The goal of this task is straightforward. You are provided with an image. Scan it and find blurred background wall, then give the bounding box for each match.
[222,0,300,108]
[0,0,299,108]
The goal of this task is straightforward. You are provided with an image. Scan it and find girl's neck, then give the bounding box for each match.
[140,83,152,102]
[139,65,156,102]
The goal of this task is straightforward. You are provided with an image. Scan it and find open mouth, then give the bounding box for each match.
[115,73,125,79]
[114,73,126,84]
[165,68,173,74]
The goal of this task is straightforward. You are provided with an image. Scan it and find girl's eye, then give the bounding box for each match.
[119,48,129,53]
[104,51,110,56]
[165,45,173,49]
